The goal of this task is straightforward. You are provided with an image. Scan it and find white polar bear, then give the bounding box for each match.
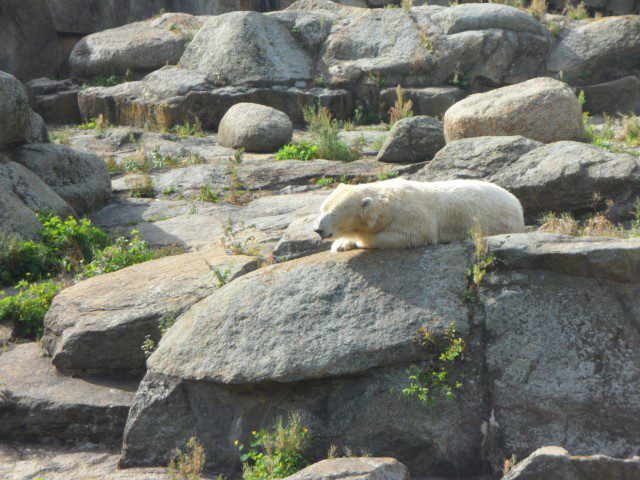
[313,178,525,252]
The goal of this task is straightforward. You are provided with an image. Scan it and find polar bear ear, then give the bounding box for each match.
[361,197,378,229]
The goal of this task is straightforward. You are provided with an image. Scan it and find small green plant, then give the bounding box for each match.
[275,141,319,161]
[50,130,71,145]
[232,148,245,165]
[368,72,384,87]
[316,176,335,187]
[0,280,62,338]
[449,70,468,89]
[545,20,560,36]
[376,170,399,181]
[469,222,496,286]
[168,437,206,480]
[163,187,177,195]
[78,230,164,279]
[128,175,156,198]
[211,266,232,288]
[82,75,119,89]
[198,184,221,203]
[401,0,413,12]
[503,454,518,476]
[221,220,263,257]
[402,323,466,406]
[170,119,206,138]
[237,413,309,480]
[142,315,177,357]
[389,85,414,125]
[580,69,593,80]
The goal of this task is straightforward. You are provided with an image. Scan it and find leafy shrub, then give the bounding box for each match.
[78,230,162,279]
[304,105,357,162]
[237,414,309,480]
[275,141,319,161]
[316,176,335,187]
[402,323,466,406]
[0,280,62,338]
[0,214,109,285]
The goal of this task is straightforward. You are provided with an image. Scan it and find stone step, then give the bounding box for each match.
[0,343,137,447]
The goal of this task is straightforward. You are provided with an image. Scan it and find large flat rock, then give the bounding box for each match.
[0,343,137,446]
[42,248,258,376]
[147,244,471,383]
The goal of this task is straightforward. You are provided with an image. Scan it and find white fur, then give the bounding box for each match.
[313,178,525,252]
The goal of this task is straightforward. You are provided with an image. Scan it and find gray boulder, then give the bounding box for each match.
[0,71,30,149]
[44,0,266,36]
[0,188,42,240]
[579,76,640,115]
[0,0,60,81]
[121,245,485,475]
[483,234,640,461]
[411,135,542,182]
[70,13,206,78]
[412,137,640,219]
[42,248,258,376]
[444,78,585,143]
[25,77,83,125]
[547,16,640,83]
[217,103,293,152]
[503,446,640,480]
[380,86,466,119]
[285,457,410,480]
[25,111,49,144]
[0,161,73,217]
[9,144,111,214]
[180,11,313,86]
[376,116,445,163]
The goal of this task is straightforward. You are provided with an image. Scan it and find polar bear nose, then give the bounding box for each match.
[314,228,325,237]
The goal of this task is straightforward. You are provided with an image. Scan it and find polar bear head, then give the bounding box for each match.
[313,184,378,239]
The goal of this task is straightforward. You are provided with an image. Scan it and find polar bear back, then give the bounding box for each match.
[363,178,525,246]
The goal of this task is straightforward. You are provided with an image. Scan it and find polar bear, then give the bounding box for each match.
[313,178,525,252]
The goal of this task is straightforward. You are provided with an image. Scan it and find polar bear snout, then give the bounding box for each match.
[313,216,333,239]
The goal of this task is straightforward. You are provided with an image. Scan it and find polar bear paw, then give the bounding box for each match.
[331,238,358,253]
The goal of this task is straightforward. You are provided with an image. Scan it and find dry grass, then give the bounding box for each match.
[539,197,640,238]
[168,437,206,480]
[389,85,414,126]
[528,0,547,20]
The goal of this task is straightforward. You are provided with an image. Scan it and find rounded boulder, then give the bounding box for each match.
[217,103,293,153]
[444,77,585,144]
[0,71,30,148]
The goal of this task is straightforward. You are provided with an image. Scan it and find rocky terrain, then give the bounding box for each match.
[1,1,640,480]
